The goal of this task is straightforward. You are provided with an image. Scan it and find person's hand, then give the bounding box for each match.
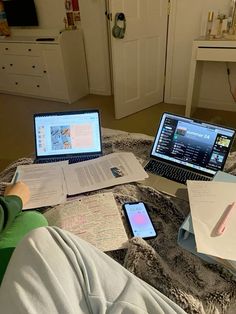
[4,181,30,207]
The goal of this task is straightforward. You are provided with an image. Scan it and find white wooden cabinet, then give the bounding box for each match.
[0,30,89,103]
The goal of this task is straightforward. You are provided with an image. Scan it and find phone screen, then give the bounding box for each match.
[124,202,157,238]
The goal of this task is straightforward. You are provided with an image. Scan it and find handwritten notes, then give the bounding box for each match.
[44,192,128,252]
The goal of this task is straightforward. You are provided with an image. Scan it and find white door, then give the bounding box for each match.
[108,0,168,119]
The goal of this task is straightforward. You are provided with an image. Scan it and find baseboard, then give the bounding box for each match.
[198,99,236,112]
[165,96,236,112]
[89,88,112,96]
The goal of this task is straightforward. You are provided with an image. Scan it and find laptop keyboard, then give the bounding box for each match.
[144,160,211,184]
[35,155,99,164]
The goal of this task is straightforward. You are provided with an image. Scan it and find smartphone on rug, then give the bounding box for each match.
[122,202,157,240]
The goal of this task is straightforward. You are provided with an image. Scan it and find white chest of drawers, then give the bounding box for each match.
[0,30,89,103]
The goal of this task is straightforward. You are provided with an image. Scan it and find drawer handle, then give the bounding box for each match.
[10,63,13,66]
[2,66,5,69]
[32,65,36,68]
[28,48,32,52]
[43,70,47,73]
[5,47,8,51]
[15,82,18,85]
[36,84,40,88]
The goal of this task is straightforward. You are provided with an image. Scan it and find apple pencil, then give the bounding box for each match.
[214,202,236,236]
[12,171,19,184]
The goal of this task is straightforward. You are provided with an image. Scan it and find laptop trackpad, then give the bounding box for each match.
[139,174,189,201]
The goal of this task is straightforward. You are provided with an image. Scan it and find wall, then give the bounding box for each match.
[10,0,65,36]
[79,0,111,95]
[35,0,65,30]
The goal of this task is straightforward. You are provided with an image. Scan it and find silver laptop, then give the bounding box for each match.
[141,112,235,200]
[33,109,102,164]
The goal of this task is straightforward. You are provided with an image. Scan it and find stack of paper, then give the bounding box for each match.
[15,152,148,210]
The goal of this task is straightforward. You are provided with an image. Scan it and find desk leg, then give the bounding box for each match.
[192,62,203,115]
[185,58,197,117]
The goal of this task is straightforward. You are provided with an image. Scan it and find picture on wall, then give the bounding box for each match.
[65,0,72,11]
[71,0,79,11]
[66,11,74,27]
[64,0,80,30]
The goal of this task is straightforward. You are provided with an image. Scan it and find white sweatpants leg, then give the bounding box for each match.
[0,226,186,314]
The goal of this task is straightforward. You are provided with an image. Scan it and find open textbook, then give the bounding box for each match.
[44,192,129,252]
[15,152,148,210]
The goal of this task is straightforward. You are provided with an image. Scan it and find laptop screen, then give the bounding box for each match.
[34,110,102,158]
[151,112,235,176]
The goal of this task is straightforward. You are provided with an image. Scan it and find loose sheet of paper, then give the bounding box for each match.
[63,152,148,195]
[187,181,236,260]
[16,161,68,210]
[44,192,128,252]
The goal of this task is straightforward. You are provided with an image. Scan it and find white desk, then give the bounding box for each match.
[185,38,236,117]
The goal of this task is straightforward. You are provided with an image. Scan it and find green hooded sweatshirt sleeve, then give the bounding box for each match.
[0,195,48,284]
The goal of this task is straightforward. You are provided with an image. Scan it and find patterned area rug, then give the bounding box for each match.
[1,128,236,314]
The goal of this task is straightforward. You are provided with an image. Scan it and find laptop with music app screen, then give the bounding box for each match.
[142,112,235,199]
[33,110,102,164]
